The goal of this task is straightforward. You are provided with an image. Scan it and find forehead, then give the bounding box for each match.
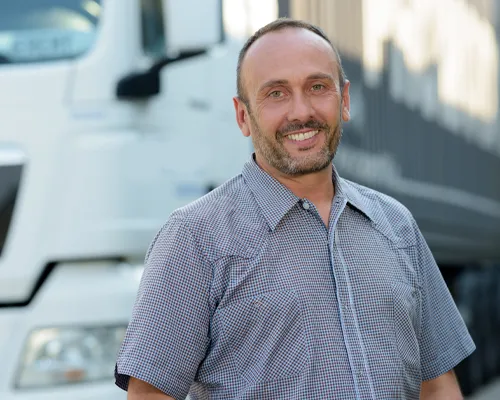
[242,28,338,95]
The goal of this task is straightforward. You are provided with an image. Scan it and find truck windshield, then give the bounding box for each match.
[0,0,101,64]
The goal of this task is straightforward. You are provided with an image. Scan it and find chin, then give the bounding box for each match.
[284,157,333,175]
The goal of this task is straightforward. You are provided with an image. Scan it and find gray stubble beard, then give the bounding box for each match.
[248,108,343,177]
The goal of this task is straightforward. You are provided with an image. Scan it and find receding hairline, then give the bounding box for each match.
[236,19,346,106]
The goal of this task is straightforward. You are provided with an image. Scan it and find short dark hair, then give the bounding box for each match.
[236,18,347,106]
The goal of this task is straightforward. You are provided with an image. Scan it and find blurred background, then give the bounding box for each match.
[0,0,498,399]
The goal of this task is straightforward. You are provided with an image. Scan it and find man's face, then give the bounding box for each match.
[234,28,351,177]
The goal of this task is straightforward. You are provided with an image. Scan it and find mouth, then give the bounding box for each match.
[286,130,320,142]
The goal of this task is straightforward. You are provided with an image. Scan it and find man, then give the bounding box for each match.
[115,18,475,399]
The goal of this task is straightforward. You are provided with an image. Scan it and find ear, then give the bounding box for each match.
[341,80,351,122]
[233,97,251,137]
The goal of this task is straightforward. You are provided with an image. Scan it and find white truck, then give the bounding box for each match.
[0,0,251,398]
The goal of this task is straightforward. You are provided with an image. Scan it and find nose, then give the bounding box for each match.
[287,92,315,123]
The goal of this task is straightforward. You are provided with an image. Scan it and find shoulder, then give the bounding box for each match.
[341,178,419,247]
[156,174,266,262]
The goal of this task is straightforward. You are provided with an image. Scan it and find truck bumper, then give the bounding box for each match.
[0,261,143,400]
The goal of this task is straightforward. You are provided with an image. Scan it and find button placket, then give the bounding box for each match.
[332,213,375,399]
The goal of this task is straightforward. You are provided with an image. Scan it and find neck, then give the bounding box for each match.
[256,155,335,206]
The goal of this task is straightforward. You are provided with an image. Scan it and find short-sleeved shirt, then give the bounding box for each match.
[115,156,475,400]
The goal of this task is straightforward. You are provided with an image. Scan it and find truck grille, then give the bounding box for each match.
[0,148,24,257]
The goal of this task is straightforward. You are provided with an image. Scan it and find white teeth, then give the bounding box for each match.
[288,130,319,141]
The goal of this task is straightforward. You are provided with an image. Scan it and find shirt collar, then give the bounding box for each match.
[242,155,375,231]
[242,156,300,231]
[338,174,376,224]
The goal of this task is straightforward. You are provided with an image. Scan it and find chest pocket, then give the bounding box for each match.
[215,290,309,384]
[391,281,422,375]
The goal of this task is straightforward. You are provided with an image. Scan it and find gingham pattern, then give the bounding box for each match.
[115,156,475,400]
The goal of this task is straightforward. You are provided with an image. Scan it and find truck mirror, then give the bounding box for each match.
[116,49,206,99]
[163,0,224,53]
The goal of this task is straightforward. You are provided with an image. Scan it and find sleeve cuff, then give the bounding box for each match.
[421,334,476,381]
[115,357,192,400]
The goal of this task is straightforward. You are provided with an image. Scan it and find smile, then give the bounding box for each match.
[287,130,320,142]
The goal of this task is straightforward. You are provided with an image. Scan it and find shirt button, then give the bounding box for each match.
[302,200,310,210]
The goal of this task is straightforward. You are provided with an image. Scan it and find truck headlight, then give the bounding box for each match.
[15,325,126,389]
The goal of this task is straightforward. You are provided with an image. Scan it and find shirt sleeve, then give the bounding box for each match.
[115,214,212,400]
[412,216,476,381]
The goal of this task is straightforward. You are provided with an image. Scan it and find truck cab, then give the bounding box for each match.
[0,0,249,398]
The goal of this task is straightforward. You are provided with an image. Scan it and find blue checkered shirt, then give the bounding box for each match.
[115,156,475,399]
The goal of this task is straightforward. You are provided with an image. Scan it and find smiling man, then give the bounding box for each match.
[115,19,475,400]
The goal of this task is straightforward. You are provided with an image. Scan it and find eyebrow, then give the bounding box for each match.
[307,73,335,82]
[258,79,288,93]
[258,73,336,93]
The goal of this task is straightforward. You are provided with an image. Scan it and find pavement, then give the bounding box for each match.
[467,379,500,400]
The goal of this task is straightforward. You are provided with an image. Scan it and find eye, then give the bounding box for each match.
[269,90,283,98]
[311,84,325,91]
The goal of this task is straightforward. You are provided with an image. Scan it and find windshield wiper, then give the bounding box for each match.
[0,54,12,64]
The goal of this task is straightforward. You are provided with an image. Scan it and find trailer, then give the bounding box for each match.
[281,0,500,395]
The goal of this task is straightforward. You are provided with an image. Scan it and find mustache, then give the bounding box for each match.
[277,120,330,136]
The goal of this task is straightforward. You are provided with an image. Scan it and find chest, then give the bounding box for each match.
[211,208,419,320]
[197,196,424,398]
[204,207,422,394]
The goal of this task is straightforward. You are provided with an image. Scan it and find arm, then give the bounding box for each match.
[128,377,175,400]
[407,216,475,384]
[114,215,212,399]
[420,370,463,400]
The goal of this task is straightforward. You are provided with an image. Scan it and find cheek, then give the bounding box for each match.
[255,105,286,134]
[312,96,341,122]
